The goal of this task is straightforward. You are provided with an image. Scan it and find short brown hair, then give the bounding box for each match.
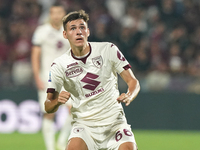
[62,10,89,30]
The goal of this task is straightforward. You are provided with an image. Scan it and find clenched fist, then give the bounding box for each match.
[58,91,71,105]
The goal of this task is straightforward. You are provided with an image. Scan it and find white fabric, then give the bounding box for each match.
[48,42,131,127]
[68,122,137,150]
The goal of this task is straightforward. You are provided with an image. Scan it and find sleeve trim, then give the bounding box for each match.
[46,88,55,93]
[123,64,131,70]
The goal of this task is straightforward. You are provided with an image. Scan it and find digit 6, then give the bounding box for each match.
[115,131,123,142]
[123,129,132,136]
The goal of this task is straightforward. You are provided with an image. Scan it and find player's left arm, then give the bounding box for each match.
[117,68,140,106]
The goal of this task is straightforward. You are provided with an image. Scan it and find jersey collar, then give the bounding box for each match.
[71,43,91,64]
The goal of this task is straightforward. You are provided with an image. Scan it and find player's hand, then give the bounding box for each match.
[58,91,71,105]
[117,93,131,106]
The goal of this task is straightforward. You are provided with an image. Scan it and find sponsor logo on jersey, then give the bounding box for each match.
[117,50,126,61]
[85,87,104,98]
[65,66,83,78]
[92,56,103,68]
[67,62,78,68]
[81,73,100,91]
[111,44,126,61]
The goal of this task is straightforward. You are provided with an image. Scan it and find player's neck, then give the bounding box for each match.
[71,43,90,57]
[51,23,62,30]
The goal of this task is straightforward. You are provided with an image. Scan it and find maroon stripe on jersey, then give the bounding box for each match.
[123,64,131,70]
[46,88,55,93]
[71,43,92,64]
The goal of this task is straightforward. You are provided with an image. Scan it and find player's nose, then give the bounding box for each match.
[76,29,82,35]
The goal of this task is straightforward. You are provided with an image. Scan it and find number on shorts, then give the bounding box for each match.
[115,129,133,142]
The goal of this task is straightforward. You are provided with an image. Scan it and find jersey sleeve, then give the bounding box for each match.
[31,26,43,46]
[108,43,131,74]
[47,61,64,93]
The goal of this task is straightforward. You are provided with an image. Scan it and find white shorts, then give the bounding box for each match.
[68,122,137,150]
[38,88,72,113]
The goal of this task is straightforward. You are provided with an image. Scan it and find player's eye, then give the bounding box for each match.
[71,27,76,30]
[80,26,85,30]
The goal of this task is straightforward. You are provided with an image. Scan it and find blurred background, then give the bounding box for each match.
[0,0,200,149]
[1,0,200,92]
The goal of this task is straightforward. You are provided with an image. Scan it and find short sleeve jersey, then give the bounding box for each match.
[48,42,131,126]
[32,23,70,85]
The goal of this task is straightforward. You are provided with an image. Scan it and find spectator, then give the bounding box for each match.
[11,22,32,87]
[168,43,184,75]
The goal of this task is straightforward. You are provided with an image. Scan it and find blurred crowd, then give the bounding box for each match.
[0,0,200,93]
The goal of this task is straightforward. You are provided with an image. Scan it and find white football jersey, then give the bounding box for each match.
[47,42,131,126]
[32,23,70,86]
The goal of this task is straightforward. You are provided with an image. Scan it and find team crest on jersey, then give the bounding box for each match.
[92,56,103,68]
[65,66,83,78]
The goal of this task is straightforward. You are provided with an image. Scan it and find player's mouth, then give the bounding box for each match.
[76,38,83,41]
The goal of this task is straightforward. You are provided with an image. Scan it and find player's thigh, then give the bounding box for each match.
[118,142,137,150]
[67,137,88,150]
[107,125,137,150]
[68,125,96,150]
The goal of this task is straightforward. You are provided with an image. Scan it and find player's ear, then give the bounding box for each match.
[63,30,68,39]
[87,28,90,37]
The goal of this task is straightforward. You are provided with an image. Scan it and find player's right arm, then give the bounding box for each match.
[45,91,71,113]
[31,45,44,90]
[45,60,70,113]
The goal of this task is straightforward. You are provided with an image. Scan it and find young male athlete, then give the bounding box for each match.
[31,3,72,150]
[45,10,140,150]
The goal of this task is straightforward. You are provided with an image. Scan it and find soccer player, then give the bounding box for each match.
[45,10,140,150]
[31,3,72,150]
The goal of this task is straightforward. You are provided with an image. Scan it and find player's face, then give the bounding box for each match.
[63,19,90,49]
[50,6,65,26]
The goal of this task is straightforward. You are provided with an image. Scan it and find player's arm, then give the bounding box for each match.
[45,91,71,113]
[117,68,140,106]
[31,46,44,90]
